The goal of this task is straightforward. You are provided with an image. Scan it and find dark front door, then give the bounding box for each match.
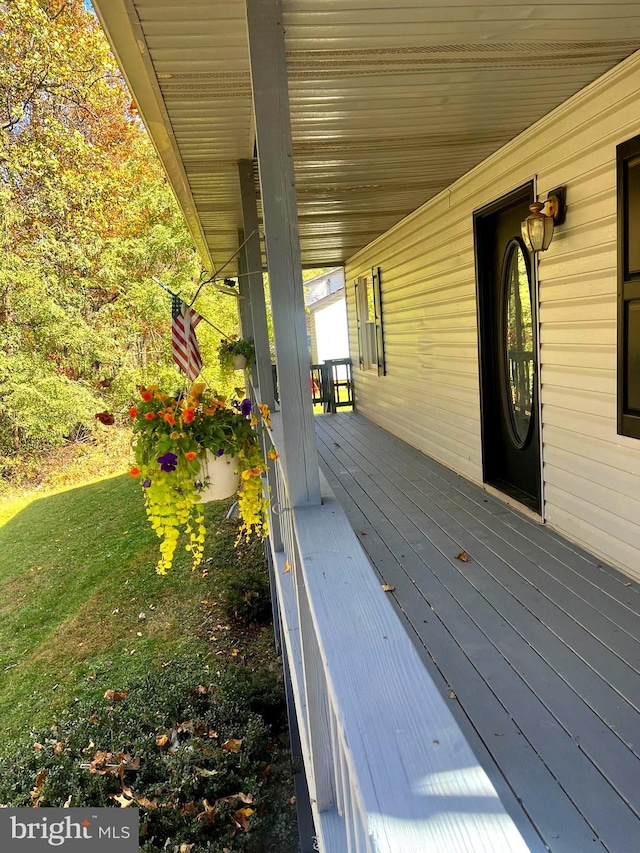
[475,183,541,513]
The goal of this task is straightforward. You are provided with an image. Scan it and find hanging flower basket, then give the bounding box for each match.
[217,337,255,377]
[199,451,240,502]
[128,384,270,574]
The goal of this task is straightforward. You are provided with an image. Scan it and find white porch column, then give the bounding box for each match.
[238,161,275,411]
[244,0,321,508]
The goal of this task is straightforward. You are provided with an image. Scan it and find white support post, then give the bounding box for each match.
[238,162,275,411]
[244,0,321,508]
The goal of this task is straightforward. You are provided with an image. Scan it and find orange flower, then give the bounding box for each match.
[182,408,195,423]
[164,413,176,426]
[140,389,153,402]
[129,467,141,477]
[128,407,138,418]
[241,467,262,480]
[185,451,197,461]
[267,449,279,460]
[144,411,155,420]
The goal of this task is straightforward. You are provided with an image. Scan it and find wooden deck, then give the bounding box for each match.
[315,412,640,853]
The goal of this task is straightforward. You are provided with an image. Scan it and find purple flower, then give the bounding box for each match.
[216,448,224,456]
[157,452,178,473]
[141,478,152,488]
[240,398,252,418]
[194,481,203,489]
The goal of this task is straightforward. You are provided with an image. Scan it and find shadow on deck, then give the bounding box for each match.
[316,411,640,853]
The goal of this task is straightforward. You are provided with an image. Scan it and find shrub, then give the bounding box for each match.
[217,535,273,625]
[0,656,297,852]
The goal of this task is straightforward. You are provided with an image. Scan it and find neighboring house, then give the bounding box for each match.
[93,4,640,852]
[303,267,348,365]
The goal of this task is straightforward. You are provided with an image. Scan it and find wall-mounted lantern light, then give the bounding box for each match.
[521,187,566,252]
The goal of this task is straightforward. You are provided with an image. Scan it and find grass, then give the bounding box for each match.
[312,382,353,415]
[0,472,269,741]
[0,457,298,850]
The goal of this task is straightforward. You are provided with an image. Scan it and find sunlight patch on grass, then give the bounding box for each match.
[0,472,232,739]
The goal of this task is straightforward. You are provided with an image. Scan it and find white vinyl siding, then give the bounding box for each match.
[346,49,640,582]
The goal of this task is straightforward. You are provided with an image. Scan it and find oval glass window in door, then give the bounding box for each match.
[503,240,534,447]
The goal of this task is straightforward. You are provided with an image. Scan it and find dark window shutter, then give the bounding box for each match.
[617,136,640,438]
[354,279,365,370]
[372,266,386,376]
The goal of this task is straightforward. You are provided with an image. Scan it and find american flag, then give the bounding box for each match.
[171,295,203,381]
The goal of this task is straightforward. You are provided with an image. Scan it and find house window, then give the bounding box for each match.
[355,267,386,375]
[617,135,640,438]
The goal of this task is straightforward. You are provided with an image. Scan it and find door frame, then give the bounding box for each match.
[473,180,545,519]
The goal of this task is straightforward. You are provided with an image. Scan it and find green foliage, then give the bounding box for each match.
[0,468,297,850]
[0,0,241,476]
[218,537,273,625]
[0,658,297,851]
[131,387,268,573]
[216,337,255,379]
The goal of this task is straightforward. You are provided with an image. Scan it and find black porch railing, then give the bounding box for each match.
[271,358,353,413]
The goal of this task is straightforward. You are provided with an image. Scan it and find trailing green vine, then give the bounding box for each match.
[129,384,270,574]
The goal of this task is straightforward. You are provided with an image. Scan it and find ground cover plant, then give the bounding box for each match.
[0,471,297,851]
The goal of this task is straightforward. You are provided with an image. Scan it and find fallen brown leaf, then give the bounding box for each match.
[284,560,291,573]
[381,583,395,592]
[104,689,128,702]
[156,734,169,747]
[455,551,469,562]
[221,738,242,753]
[31,770,47,794]
[110,792,134,808]
[195,798,217,824]
[233,807,254,832]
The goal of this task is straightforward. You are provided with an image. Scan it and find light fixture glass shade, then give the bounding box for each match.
[521,202,555,252]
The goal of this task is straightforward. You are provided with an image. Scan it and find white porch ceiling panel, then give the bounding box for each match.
[96,0,640,273]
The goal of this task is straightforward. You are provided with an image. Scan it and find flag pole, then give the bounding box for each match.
[151,278,231,340]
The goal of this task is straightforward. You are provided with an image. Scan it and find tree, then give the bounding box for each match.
[0,0,240,474]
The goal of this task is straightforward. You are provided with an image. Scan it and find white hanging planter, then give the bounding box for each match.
[232,353,247,370]
[198,451,240,502]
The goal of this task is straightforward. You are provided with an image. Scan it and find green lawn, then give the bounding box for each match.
[0,475,232,739]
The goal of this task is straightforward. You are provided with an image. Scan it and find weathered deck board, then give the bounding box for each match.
[316,412,640,853]
[342,413,640,615]
[326,414,640,680]
[323,417,640,736]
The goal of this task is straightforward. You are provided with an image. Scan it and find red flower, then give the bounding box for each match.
[164,413,176,426]
[182,408,195,423]
[144,412,155,420]
[140,389,153,402]
[185,451,197,461]
[129,467,141,477]
[129,407,138,418]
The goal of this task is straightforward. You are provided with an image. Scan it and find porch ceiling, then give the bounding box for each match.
[94,0,640,274]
